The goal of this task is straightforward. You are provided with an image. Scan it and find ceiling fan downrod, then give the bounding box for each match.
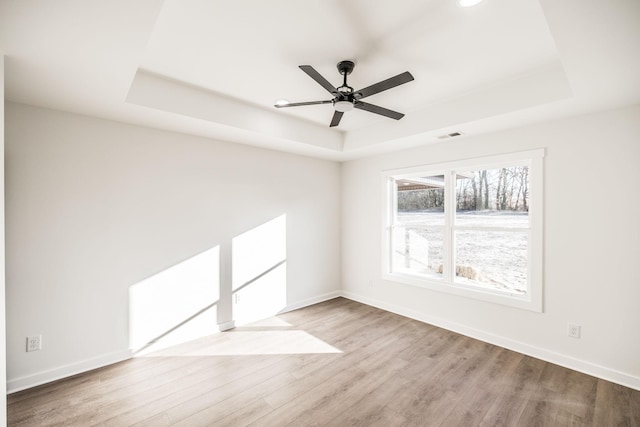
[335,60,355,111]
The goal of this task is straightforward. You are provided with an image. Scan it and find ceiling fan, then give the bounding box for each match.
[274,60,414,127]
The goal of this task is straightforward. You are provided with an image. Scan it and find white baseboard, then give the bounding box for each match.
[280,290,342,314]
[217,320,235,332]
[340,290,640,391]
[7,349,133,394]
[7,292,341,393]
[13,290,635,394]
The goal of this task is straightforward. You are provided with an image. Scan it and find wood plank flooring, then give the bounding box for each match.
[7,297,640,426]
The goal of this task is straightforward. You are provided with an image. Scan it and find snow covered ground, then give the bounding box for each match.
[394,211,528,294]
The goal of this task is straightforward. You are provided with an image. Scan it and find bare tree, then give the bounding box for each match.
[471,174,478,210]
[495,169,503,210]
[521,166,529,211]
[482,170,489,209]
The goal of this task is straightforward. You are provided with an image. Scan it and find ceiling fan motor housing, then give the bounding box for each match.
[337,60,355,75]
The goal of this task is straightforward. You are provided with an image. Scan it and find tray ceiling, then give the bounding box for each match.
[1,0,639,160]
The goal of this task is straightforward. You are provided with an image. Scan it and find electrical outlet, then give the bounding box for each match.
[567,323,581,339]
[27,335,42,352]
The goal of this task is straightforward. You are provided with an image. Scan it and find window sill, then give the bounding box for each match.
[383,271,542,312]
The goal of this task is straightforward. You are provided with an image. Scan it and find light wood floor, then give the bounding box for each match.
[8,297,640,426]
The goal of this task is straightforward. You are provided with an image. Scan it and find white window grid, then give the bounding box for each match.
[382,149,544,312]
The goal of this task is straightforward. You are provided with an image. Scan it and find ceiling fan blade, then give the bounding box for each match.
[355,71,414,99]
[330,111,344,127]
[354,101,404,120]
[299,65,338,95]
[274,100,333,108]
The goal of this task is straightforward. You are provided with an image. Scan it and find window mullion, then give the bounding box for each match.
[390,177,398,227]
[443,170,454,282]
[388,177,397,273]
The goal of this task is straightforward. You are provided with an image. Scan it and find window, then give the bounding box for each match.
[382,149,544,311]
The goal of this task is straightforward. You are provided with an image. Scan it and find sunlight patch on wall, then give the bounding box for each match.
[129,246,220,355]
[232,214,287,326]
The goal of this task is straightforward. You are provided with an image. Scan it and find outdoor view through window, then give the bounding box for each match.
[392,165,530,296]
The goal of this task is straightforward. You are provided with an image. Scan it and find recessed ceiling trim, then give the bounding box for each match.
[343,60,573,152]
[126,70,344,152]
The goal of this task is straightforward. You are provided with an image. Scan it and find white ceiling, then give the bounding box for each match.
[1,0,639,161]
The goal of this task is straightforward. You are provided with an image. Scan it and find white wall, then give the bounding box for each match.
[4,102,341,391]
[5,100,640,394]
[1,54,8,425]
[341,105,640,389]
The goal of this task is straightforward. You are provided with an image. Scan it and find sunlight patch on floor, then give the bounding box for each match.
[140,330,342,357]
[242,317,292,328]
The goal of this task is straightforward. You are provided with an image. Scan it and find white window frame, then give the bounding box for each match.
[382,149,544,312]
